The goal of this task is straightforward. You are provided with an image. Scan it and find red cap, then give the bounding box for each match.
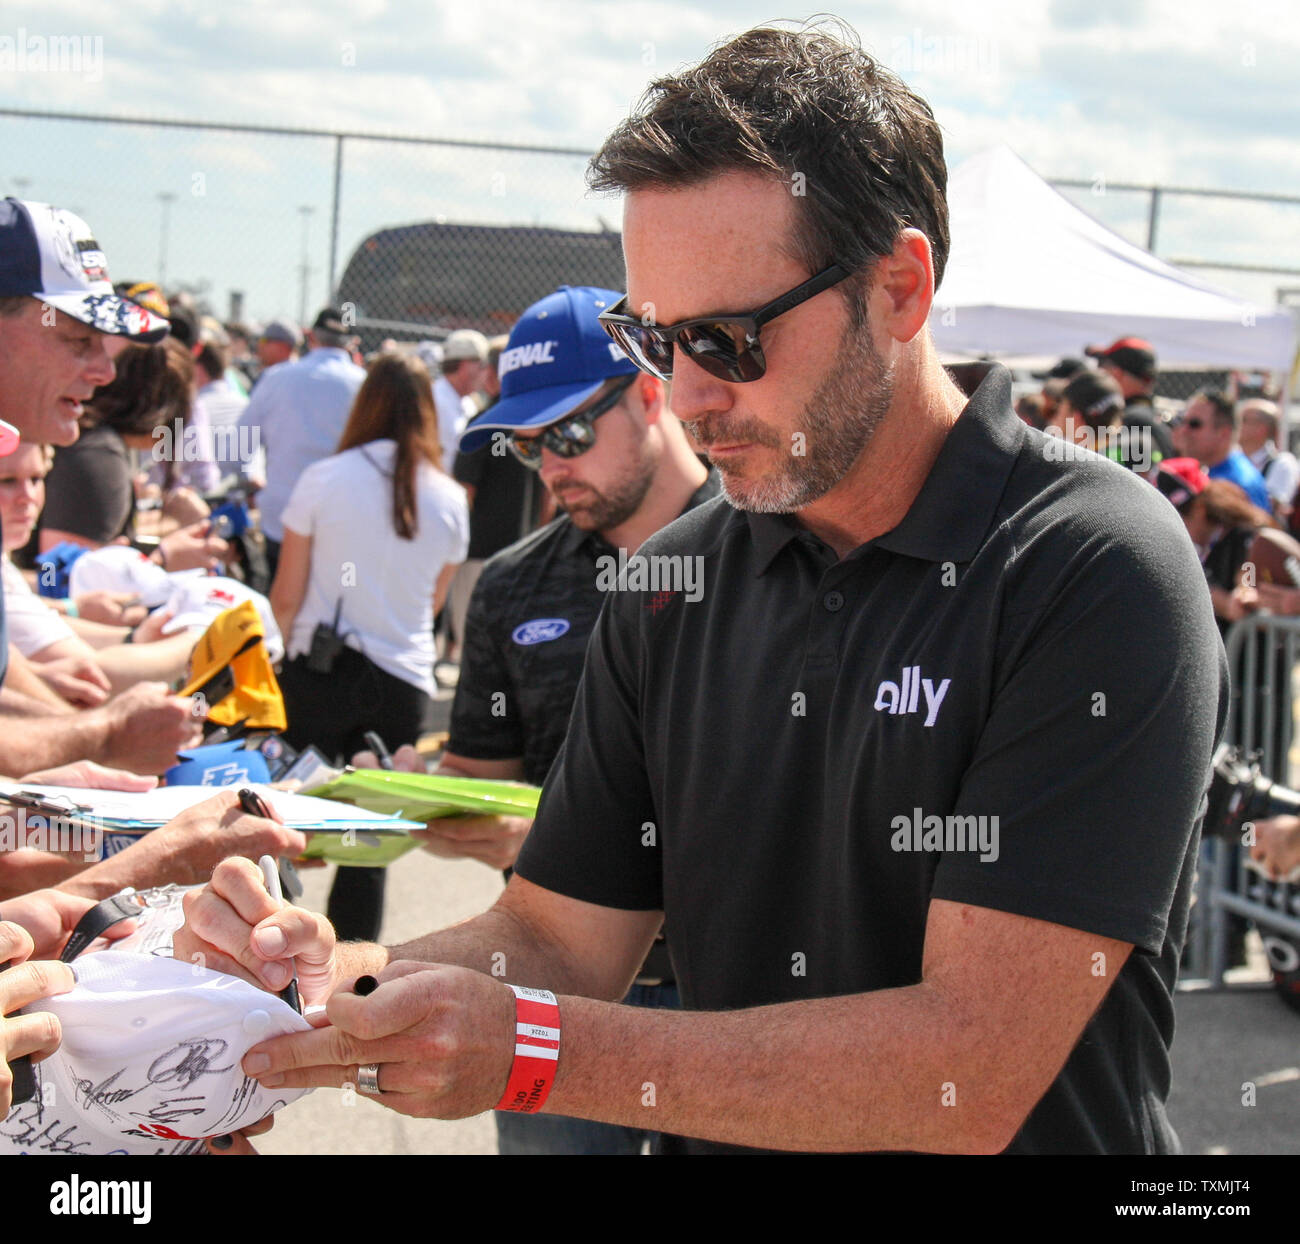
[1085,337,1157,382]
[1153,457,1207,510]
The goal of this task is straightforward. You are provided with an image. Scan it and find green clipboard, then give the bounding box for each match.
[301,770,542,865]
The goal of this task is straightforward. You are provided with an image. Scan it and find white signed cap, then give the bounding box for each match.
[0,952,312,1155]
[67,545,173,608]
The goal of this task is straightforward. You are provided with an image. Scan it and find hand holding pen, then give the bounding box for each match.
[238,787,303,1014]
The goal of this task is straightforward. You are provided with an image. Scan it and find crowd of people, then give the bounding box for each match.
[1017,339,1300,629]
[3,21,1300,1162]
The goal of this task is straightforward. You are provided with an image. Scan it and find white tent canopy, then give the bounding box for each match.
[930,146,1298,373]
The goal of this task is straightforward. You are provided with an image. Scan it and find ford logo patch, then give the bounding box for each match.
[512,618,571,646]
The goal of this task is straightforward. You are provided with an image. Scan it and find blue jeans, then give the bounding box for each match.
[495,982,679,1155]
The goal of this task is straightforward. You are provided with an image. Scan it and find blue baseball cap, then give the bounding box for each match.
[458,285,637,454]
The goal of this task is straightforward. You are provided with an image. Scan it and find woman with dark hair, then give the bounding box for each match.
[39,337,196,550]
[270,352,468,940]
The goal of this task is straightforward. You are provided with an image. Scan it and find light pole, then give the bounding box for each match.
[157,192,176,289]
[297,205,314,325]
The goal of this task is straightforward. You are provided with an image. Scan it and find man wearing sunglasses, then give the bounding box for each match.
[179,23,1227,1157]
[1174,389,1272,514]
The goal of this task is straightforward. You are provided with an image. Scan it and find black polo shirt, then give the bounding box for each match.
[515,363,1230,1155]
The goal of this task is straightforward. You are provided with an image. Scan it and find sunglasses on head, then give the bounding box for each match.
[597,264,851,384]
[507,375,636,469]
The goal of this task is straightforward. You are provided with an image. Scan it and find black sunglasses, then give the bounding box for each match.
[597,264,851,384]
[508,376,636,469]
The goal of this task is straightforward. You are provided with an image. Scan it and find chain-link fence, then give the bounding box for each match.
[2,107,1295,367]
[0,108,618,348]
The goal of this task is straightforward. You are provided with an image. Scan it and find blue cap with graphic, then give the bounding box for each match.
[458,285,637,454]
[164,739,271,788]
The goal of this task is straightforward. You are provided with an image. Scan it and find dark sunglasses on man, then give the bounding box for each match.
[597,263,850,384]
[508,375,637,468]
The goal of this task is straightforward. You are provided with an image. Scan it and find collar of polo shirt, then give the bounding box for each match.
[747,364,1022,573]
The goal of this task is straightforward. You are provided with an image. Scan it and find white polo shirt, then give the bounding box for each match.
[280,440,469,695]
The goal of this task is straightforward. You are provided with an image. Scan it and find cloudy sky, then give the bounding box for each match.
[0,0,1296,323]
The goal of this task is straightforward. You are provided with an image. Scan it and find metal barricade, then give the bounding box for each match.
[1187,614,1300,987]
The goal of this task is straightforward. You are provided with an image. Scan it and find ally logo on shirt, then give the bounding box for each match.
[512,618,571,646]
[874,665,951,727]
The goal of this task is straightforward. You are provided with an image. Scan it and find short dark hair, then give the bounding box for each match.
[195,339,227,381]
[0,295,31,319]
[1062,369,1124,429]
[588,21,950,309]
[1195,389,1237,432]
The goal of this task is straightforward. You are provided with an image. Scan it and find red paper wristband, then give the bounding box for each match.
[494,983,561,1113]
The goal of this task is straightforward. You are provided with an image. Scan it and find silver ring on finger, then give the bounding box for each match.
[357,1063,383,1096]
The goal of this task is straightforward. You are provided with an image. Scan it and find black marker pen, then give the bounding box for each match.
[241,787,302,1015]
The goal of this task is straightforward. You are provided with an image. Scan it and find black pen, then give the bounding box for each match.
[239,786,303,898]
[239,788,302,1015]
[363,731,395,770]
[237,786,272,820]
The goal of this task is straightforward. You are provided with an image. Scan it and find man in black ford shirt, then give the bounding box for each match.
[183,23,1228,1156]
[358,283,714,1153]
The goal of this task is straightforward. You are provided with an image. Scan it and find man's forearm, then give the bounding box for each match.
[0,707,109,775]
[543,985,1014,1154]
[0,849,83,899]
[381,906,609,999]
[56,830,187,900]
